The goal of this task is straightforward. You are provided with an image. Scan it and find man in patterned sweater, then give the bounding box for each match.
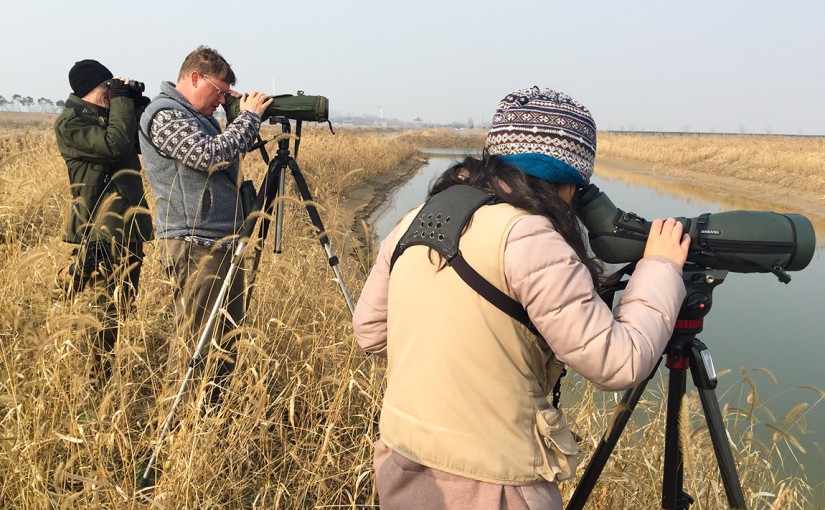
[139,45,271,405]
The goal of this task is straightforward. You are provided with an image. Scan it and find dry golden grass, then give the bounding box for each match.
[0,124,820,508]
[598,133,825,190]
[597,133,825,222]
[0,112,57,131]
[396,128,486,150]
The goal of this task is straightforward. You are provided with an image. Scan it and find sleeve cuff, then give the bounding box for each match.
[642,255,683,276]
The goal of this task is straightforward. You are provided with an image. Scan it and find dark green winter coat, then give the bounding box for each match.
[54,94,154,245]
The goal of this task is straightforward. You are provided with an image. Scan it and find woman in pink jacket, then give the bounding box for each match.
[353,87,691,509]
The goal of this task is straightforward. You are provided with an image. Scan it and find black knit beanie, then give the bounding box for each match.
[69,59,113,98]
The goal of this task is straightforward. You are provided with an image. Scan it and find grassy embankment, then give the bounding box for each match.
[597,133,825,230]
[0,122,821,508]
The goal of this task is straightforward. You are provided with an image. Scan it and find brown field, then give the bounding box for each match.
[0,111,58,130]
[596,133,825,226]
[0,115,821,508]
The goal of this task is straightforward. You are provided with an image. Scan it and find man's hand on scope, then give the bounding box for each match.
[644,218,691,267]
[239,91,273,118]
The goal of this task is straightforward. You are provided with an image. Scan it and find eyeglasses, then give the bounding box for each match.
[202,75,231,99]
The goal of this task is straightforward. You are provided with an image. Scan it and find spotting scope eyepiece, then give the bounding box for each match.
[575,184,816,282]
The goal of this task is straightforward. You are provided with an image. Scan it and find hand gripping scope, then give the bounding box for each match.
[576,184,816,282]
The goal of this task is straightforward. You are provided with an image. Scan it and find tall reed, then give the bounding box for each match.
[597,133,825,215]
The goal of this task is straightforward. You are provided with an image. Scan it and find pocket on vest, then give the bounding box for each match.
[200,189,212,221]
[534,406,579,482]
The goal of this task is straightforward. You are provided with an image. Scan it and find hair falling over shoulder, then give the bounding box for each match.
[430,154,603,287]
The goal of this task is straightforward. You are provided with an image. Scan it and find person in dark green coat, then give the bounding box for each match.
[54,59,154,382]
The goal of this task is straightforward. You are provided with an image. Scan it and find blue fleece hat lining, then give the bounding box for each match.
[498,153,588,186]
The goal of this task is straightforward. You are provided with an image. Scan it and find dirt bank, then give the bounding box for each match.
[339,157,426,237]
[336,156,427,274]
[596,156,825,236]
[598,156,825,216]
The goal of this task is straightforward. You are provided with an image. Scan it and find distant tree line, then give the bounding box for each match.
[0,94,65,113]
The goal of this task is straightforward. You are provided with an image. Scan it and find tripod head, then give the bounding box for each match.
[269,115,291,133]
[600,262,727,333]
[599,262,728,388]
[269,116,295,159]
[245,115,299,163]
[666,264,728,391]
[676,264,727,326]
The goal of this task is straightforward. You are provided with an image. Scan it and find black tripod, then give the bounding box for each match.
[245,116,354,312]
[139,116,353,490]
[567,264,747,510]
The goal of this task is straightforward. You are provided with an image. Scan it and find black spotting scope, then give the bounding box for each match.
[576,184,816,282]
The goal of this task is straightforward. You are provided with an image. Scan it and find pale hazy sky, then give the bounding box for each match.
[2,0,823,135]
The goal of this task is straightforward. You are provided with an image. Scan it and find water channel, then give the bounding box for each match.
[367,150,825,495]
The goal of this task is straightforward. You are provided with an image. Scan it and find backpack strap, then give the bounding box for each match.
[390,185,493,269]
[389,185,565,406]
[389,185,544,344]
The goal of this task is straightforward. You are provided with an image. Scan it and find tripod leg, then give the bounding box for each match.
[274,160,287,254]
[246,160,284,308]
[285,158,355,314]
[138,363,195,488]
[566,368,656,510]
[662,355,691,509]
[689,341,747,508]
[139,239,249,489]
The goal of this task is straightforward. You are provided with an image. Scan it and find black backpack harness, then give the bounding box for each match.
[388,185,565,407]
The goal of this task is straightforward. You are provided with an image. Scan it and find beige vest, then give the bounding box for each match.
[381,201,575,485]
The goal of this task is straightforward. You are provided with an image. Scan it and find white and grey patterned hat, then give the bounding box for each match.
[485,86,597,185]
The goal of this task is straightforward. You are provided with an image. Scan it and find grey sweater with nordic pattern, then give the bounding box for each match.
[139,81,261,242]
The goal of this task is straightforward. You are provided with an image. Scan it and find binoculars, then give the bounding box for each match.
[106,79,145,94]
[575,184,815,279]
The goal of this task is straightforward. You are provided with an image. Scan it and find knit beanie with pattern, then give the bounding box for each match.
[69,59,113,98]
[485,86,597,186]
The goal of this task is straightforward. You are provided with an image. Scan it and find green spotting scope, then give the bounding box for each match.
[224,91,329,123]
[576,184,816,281]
